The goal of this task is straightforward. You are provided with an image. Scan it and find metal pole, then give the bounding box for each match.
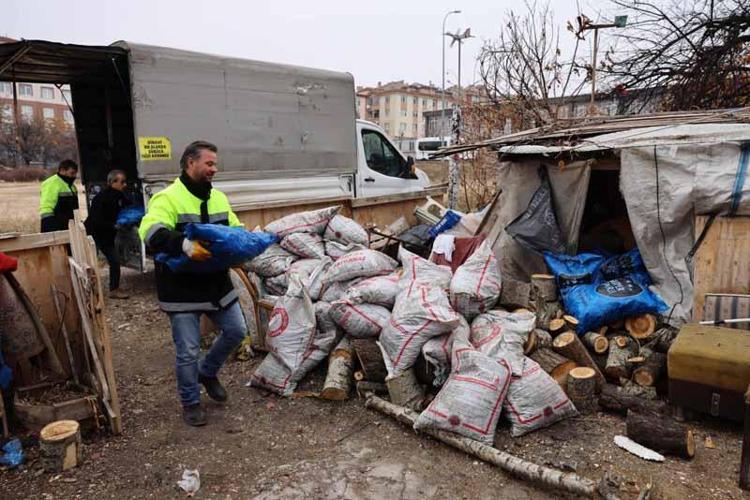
[590,27,598,113]
[11,77,20,168]
[442,10,460,138]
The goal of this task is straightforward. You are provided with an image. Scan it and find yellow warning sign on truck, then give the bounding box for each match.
[138,137,172,161]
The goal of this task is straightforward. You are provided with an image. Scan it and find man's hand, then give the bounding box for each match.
[182,239,212,262]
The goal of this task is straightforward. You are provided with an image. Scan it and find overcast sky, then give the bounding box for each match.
[4,0,596,88]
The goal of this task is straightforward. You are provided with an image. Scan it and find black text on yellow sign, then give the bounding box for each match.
[138,137,172,161]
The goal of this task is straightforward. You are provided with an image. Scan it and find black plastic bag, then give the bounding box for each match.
[505,170,566,254]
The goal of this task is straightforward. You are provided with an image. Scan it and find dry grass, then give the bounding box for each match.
[0,181,87,234]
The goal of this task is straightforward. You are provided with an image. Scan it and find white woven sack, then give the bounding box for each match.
[380,285,461,375]
[246,244,298,277]
[398,246,452,294]
[414,345,511,446]
[503,357,578,437]
[264,205,340,238]
[449,241,502,319]
[280,233,326,259]
[324,240,368,261]
[292,301,343,382]
[265,273,288,296]
[344,272,401,308]
[325,249,397,283]
[469,310,535,376]
[421,316,470,387]
[249,275,317,396]
[324,214,369,246]
[329,300,391,338]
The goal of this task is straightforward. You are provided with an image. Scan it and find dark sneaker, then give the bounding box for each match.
[198,374,228,402]
[182,403,207,426]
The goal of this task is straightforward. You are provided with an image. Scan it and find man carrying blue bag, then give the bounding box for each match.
[138,140,252,427]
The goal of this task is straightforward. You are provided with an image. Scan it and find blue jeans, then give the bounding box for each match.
[168,301,247,407]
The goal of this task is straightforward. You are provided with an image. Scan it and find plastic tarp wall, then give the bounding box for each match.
[619,140,750,323]
[487,160,591,281]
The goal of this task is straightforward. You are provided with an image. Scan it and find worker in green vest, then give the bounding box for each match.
[138,141,247,427]
[39,159,79,232]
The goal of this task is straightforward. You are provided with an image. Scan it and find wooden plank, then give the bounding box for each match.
[693,215,750,321]
[0,230,70,253]
[350,186,447,208]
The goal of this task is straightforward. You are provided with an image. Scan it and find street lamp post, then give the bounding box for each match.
[442,9,460,138]
[445,28,473,210]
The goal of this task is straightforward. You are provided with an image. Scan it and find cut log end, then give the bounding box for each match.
[549,318,567,333]
[583,331,609,354]
[40,420,82,472]
[567,367,597,413]
[625,314,657,340]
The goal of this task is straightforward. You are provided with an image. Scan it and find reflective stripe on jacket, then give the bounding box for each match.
[138,176,243,312]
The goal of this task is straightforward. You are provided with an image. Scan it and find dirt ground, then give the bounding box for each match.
[0,181,87,234]
[0,268,746,499]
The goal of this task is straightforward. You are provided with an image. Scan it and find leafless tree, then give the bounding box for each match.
[478,1,585,127]
[0,114,77,167]
[602,0,750,111]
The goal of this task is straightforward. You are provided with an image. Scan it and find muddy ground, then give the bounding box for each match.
[0,269,747,499]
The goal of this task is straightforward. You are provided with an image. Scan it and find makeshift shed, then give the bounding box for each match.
[448,111,750,325]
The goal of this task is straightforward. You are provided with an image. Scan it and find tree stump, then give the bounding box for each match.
[528,347,577,391]
[40,420,82,472]
[552,331,606,389]
[320,338,354,401]
[350,338,388,382]
[385,368,424,410]
[626,410,695,459]
[605,336,638,382]
[625,314,657,340]
[582,331,609,354]
[523,328,553,355]
[633,352,667,387]
[567,367,597,413]
[531,274,557,301]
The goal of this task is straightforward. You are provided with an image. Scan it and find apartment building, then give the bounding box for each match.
[0,37,74,127]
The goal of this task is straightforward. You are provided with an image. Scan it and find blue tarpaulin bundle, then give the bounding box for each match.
[544,248,668,333]
[116,206,145,227]
[156,223,277,274]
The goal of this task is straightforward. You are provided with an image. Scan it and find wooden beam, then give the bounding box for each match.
[0,230,70,252]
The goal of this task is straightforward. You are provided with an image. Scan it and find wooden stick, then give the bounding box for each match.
[582,331,609,354]
[567,367,597,414]
[633,352,667,387]
[625,314,657,340]
[365,394,598,497]
[51,284,79,385]
[740,385,750,490]
[552,331,606,389]
[626,410,695,459]
[5,273,65,376]
[531,274,557,301]
[320,338,354,401]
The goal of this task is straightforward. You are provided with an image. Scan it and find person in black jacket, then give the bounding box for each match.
[85,170,131,299]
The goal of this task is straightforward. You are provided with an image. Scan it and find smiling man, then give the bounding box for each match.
[138,140,247,426]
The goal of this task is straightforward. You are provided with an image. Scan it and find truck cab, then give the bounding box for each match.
[356,119,429,197]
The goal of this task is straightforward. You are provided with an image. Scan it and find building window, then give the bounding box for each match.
[43,108,55,120]
[399,122,407,135]
[412,124,417,133]
[21,105,34,120]
[422,99,427,107]
[384,96,390,106]
[401,95,406,104]
[0,82,12,95]
[63,109,74,123]
[384,123,390,133]
[432,99,437,108]
[384,108,389,116]
[412,97,417,105]
[401,110,407,117]
[62,89,72,102]
[1,104,12,121]
[412,111,418,117]
[18,83,33,97]
[41,87,55,99]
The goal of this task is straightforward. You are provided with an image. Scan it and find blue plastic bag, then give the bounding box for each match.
[544,249,668,333]
[0,439,24,468]
[156,224,278,274]
[429,210,462,238]
[116,206,145,227]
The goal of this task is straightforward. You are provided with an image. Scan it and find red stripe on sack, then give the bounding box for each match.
[475,255,493,296]
[393,319,434,366]
[452,375,500,391]
[440,334,451,361]
[348,304,383,330]
[471,325,502,348]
